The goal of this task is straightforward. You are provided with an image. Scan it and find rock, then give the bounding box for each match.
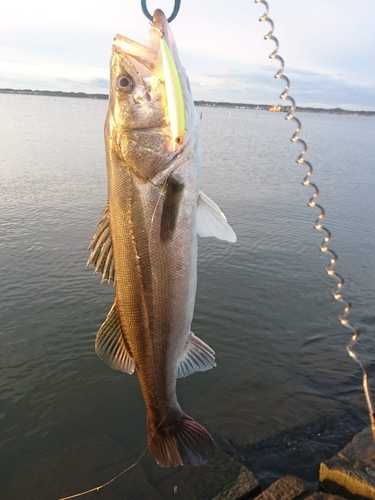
[339,426,375,470]
[149,447,260,500]
[254,476,347,500]
[211,466,260,500]
[319,426,375,500]
[191,449,260,500]
[254,475,314,499]
[305,494,346,499]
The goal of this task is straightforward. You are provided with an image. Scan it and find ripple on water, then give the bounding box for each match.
[1,99,375,494]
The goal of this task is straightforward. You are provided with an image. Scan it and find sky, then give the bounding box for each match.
[1,0,375,110]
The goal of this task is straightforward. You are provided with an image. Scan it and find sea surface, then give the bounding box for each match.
[1,94,375,498]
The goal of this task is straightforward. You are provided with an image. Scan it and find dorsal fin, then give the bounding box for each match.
[87,204,115,283]
[95,302,135,374]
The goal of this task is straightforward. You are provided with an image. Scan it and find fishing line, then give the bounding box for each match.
[55,444,148,500]
[254,0,375,439]
[55,414,175,499]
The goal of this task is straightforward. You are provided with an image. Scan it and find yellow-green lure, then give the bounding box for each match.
[160,37,185,148]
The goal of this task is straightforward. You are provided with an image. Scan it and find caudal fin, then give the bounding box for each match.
[148,412,216,467]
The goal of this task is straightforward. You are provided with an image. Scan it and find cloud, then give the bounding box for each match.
[0,46,109,93]
[1,0,374,111]
[189,68,375,110]
[88,78,109,90]
[55,77,109,92]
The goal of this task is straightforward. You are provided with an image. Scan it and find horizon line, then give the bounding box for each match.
[1,88,374,115]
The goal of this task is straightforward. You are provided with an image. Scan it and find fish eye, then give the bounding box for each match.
[116,76,132,92]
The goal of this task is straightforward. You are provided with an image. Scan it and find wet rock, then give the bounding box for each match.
[319,426,375,500]
[150,447,260,500]
[233,414,363,490]
[254,475,314,499]
[339,426,375,470]
[305,494,346,499]
[254,476,347,499]
[189,448,260,500]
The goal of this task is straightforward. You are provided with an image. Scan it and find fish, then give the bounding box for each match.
[87,9,236,468]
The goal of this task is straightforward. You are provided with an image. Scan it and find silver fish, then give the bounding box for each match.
[87,9,236,467]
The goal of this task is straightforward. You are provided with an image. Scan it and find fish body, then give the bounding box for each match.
[88,10,236,467]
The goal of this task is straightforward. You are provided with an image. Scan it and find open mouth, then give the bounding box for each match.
[113,34,157,78]
[113,10,185,151]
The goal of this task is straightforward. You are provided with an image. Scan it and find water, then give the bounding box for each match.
[1,94,375,498]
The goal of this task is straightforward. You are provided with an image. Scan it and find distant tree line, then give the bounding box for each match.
[1,89,374,116]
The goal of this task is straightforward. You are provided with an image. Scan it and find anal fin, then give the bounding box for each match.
[177,332,216,378]
[95,302,135,374]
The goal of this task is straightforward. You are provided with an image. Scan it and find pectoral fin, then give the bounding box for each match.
[177,332,216,378]
[87,204,115,283]
[160,176,184,242]
[196,191,237,243]
[95,302,135,374]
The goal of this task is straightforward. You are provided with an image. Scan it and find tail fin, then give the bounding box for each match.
[148,412,216,467]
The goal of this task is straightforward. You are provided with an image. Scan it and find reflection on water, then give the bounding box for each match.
[1,95,374,497]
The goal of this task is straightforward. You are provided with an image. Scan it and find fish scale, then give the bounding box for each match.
[87,9,236,467]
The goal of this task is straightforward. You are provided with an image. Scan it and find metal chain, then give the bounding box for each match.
[255,0,375,441]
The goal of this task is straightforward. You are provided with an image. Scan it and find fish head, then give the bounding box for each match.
[106,9,196,181]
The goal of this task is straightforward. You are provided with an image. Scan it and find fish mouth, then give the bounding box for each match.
[152,9,168,35]
[112,11,172,77]
[113,9,186,150]
[113,34,157,78]
[112,5,184,85]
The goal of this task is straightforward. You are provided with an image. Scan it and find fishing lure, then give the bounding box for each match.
[160,37,185,148]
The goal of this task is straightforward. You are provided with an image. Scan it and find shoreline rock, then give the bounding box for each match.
[320,427,375,499]
[210,425,374,499]
[3,425,374,499]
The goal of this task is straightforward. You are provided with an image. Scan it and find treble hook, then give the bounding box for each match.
[141,0,181,23]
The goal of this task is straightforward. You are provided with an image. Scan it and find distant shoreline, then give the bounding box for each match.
[1,88,374,117]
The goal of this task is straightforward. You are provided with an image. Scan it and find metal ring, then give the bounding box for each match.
[141,0,181,23]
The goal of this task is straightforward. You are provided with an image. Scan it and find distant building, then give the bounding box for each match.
[268,104,282,112]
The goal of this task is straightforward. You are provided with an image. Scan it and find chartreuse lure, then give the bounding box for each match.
[160,37,185,148]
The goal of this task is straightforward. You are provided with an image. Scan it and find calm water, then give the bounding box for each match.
[1,94,375,498]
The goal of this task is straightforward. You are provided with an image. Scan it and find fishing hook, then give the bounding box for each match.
[141,0,181,23]
[255,0,375,440]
